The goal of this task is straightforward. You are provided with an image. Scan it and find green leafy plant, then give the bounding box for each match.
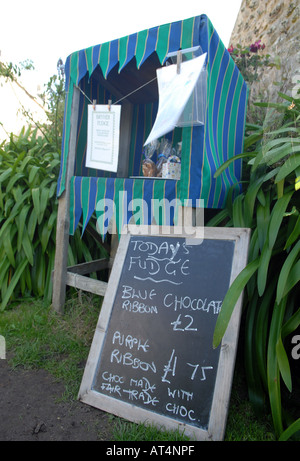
[1,57,65,151]
[38,73,65,152]
[228,41,271,84]
[0,126,106,310]
[0,127,59,308]
[209,92,300,440]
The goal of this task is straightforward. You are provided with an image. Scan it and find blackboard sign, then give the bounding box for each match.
[79,225,250,441]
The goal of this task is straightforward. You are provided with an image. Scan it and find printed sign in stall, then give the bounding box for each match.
[85,104,121,172]
[79,225,250,441]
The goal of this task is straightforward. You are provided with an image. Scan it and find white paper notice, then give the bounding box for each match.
[144,53,207,146]
[86,104,121,172]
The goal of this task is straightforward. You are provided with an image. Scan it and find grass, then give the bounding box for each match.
[0,292,99,400]
[0,292,275,441]
[225,373,276,441]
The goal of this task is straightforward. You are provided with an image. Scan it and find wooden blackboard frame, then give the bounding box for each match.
[78,225,250,441]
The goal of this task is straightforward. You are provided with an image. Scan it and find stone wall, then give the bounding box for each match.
[229,0,300,104]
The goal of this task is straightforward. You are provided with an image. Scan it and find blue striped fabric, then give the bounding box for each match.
[57,14,248,238]
[69,176,178,238]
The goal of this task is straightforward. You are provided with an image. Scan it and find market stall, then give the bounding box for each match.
[52,14,248,311]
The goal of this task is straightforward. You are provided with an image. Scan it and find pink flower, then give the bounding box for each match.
[250,40,265,53]
[228,45,235,53]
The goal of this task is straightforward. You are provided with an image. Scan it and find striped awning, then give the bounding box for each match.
[57,14,248,238]
[70,176,179,237]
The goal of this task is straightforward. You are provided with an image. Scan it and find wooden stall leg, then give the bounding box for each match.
[52,86,80,313]
[52,194,70,313]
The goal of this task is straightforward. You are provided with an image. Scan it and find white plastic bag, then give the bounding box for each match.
[144,53,207,146]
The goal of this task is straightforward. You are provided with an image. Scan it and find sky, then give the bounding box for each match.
[1,0,242,85]
[0,0,243,137]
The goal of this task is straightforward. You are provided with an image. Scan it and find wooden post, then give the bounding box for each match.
[52,85,80,313]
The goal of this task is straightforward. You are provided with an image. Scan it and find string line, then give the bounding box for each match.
[76,76,157,106]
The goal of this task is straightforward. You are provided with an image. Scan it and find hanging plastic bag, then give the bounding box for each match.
[144,53,207,146]
[156,139,172,177]
[142,140,159,177]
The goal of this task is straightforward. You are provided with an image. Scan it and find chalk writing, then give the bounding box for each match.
[164,293,222,314]
[110,349,157,373]
[112,331,150,352]
[134,276,182,285]
[162,349,177,384]
[100,372,125,396]
[122,300,158,314]
[128,239,191,285]
[123,377,159,406]
[102,371,125,383]
[120,285,158,313]
[167,388,194,401]
[100,382,122,396]
[165,403,196,421]
[187,363,214,381]
[122,388,159,405]
[130,377,156,392]
[121,285,156,300]
[91,235,237,430]
[130,239,191,257]
[171,314,197,332]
